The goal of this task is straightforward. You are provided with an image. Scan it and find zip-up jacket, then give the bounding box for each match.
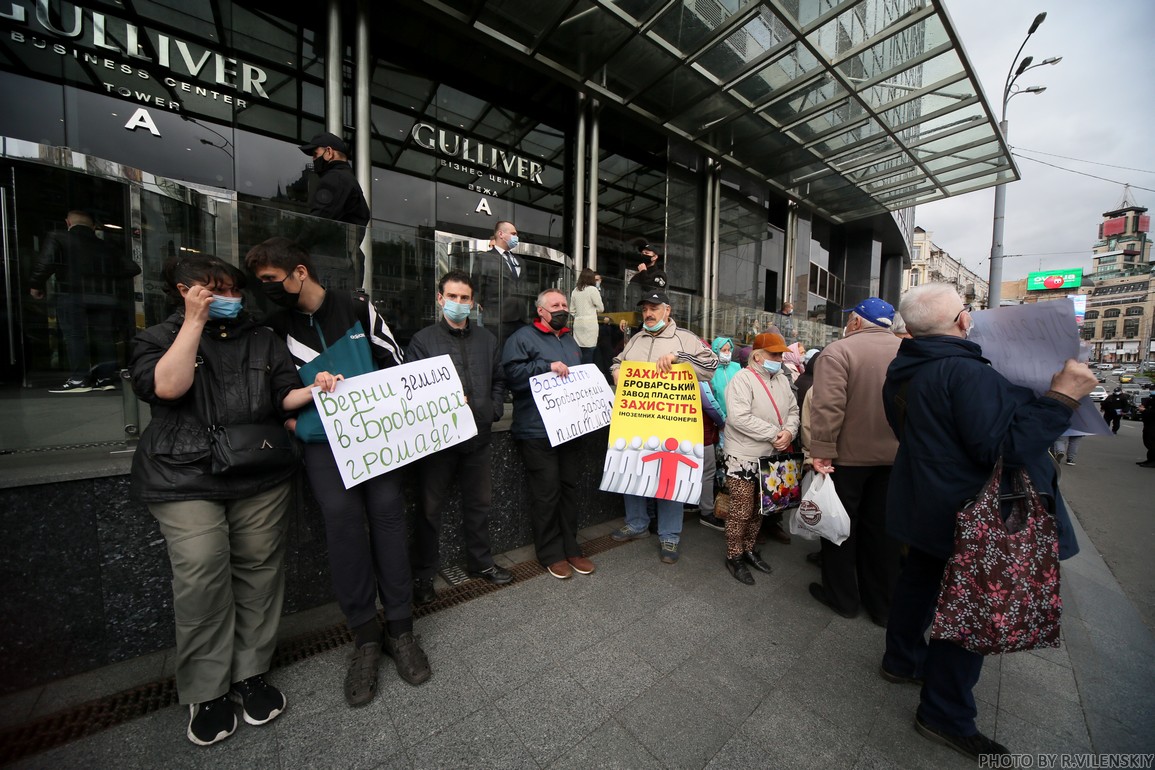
[502,320,581,440]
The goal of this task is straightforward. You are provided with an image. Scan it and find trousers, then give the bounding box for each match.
[517,437,581,565]
[150,480,291,704]
[413,441,496,580]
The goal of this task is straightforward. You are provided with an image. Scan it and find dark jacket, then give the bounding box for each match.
[309,160,370,226]
[502,320,581,440]
[407,318,505,444]
[29,225,140,295]
[129,312,299,502]
[628,261,669,294]
[883,335,1079,561]
[1101,392,1126,418]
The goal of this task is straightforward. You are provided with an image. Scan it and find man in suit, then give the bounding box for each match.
[476,220,536,354]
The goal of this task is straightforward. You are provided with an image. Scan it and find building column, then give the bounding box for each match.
[355,0,372,292]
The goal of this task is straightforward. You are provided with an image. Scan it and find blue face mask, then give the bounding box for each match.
[442,299,471,323]
[208,294,243,319]
[506,234,519,250]
[643,319,666,333]
[762,359,782,375]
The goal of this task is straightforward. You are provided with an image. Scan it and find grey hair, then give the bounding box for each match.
[535,287,565,308]
[890,311,908,336]
[899,283,964,337]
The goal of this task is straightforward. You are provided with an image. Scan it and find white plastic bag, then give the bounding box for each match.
[790,471,851,545]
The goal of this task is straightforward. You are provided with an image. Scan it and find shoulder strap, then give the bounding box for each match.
[746,369,784,424]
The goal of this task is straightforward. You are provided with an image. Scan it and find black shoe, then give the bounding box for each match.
[186,694,236,746]
[229,674,285,725]
[726,557,755,585]
[344,642,382,706]
[743,550,773,574]
[914,714,1009,760]
[879,665,923,686]
[808,582,857,618]
[50,378,92,393]
[92,377,118,391]
[384,632,431,686]
[1137,461,1155,468]
[698,513,726,532]
[413,578,436,605]
[468,564,513,585]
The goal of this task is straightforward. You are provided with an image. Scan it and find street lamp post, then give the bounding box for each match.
[987,12,1061,309]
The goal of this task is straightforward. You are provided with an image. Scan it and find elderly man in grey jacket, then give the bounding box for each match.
[609,291,718,564]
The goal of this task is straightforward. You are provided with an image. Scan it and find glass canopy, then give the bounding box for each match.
[435,0,1015,223]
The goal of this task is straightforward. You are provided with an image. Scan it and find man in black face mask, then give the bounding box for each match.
[500,288,591,580]
[298,132,371,287]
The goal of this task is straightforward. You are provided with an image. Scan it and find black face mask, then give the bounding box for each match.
[547,310,569,331]
[312,157,330,175]
[260,277,300,309]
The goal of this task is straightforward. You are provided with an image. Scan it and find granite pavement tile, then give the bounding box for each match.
[404,707,537,770]
[495,667,611,766]
[702,731,778,770]
[379,655,491,749]
[273,696,403,770]
[614,676,741,770]
[992,706,1094,756]
[737,688,861,768]
[559,637,663,712]
[547,716,665,770]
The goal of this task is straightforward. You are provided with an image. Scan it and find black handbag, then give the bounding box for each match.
[194,355,300,476]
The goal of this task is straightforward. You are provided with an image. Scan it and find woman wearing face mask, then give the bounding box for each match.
[710,337,741,418]
[720,332,800,584]
[569,268,604,365]
[129,255,337,746]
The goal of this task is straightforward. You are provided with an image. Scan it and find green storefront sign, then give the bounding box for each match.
[1027,269,1082,291]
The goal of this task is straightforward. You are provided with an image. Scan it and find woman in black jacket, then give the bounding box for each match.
[130,255,332,746]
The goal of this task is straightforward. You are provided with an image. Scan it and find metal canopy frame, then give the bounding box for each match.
[415,0,1016,224]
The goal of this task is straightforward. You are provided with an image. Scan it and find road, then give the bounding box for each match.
[1059,397,1154,633]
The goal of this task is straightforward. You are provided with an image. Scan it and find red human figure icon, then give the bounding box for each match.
[641,437,700,500]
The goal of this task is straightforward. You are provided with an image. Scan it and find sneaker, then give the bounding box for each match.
[1137,461,1155,468]
[546,560,573,579]
[383,632,431,686]
[468,565,513,585]
[698,513,726,532]
[229,674,285,725]
[50,378,92,393]
[659,540,680,564]
[610,525,649,542]
[1054,451,1065,464]
[914,714,1009,760]
[92,377,118,391]
[413,578,436,605]
[344,642,382,706]
[186,695,236,746]
[1065,461,1075,466]
[567,555,596,574]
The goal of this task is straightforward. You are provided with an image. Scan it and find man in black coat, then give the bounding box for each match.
[28,209,140,392]
[1101,387,1126,434]
[474,220,537,354]
[406,270,512,603]
[298,132,370,286]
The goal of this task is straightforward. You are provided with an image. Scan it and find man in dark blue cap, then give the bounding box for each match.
[298,132,371,286]
[807,296,902,626]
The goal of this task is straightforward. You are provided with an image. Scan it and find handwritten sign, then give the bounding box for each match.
[311,355,478,488]
[529,364,615,447]
[599,362,704,504]
[971,300,1110,435]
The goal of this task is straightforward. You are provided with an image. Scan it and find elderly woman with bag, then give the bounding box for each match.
[721,332,800,584]
[130,255,335,746]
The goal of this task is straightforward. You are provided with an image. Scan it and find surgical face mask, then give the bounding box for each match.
[643,318,666,333]
[260,277,300,309]
[506,234,519,250]
[208,294,243,320]
[762,359,782,375]
[595,280,602,288]
[547,309,568,331]
[312,156,329,175]
[719,352,732,364]
[442,299,471,324]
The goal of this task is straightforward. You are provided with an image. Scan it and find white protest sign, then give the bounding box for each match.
[311,355,478,488]
[970,300,1110,435]
[529,363,615,446]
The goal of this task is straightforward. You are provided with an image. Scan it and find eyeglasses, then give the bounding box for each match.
[953,309,966,323]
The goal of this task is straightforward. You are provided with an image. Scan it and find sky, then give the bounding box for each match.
[915,0,1155,282]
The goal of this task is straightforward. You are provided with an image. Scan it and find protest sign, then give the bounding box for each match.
[599,361,704,504]
[311,354,478,488]
[529,364,615,446]
[971,299,1110,435]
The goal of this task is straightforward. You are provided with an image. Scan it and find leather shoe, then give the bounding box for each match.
[726,557,755,585]
[468,565,513,585]
[743,550,773,574]
[413,578,436,606]
[546,560,572,579]
[879,664,923,686]
[567,555,596,574]
[808,582,857,618]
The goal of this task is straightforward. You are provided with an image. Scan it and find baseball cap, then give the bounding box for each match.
[752,332,790,353]
[637,291,670,306]
[843,297,895,328]
[299,131,350,156]
[638,243,661,256]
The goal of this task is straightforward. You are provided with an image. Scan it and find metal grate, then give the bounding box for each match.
[0,535,627,765]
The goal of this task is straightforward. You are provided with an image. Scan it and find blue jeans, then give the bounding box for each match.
[623,494,682,544]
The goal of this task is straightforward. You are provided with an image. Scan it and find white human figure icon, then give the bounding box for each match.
[633,435,663,497]
[676,442,704,503]
[611,436,645,494]
[600,437,628,492]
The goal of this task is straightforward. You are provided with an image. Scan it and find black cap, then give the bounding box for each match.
[638,243,661,256]
[299,131,350,156]
[637,291,670,306]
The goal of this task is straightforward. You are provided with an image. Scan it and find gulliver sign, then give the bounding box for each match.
[410,122,545,187]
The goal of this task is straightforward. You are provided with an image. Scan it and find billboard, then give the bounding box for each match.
[1027,269,1082,291]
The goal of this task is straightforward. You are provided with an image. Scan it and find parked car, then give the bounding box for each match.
[1123,365,1139,373]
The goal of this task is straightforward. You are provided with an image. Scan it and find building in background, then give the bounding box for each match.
[905,226,989,308]
[1082,190,1153,363]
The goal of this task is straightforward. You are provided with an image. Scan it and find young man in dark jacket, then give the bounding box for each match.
[245,237,428,707]
[880,282,1096,760]
[406,270,512,603]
